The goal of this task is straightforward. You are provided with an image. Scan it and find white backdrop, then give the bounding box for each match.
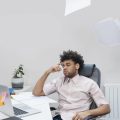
[0,0,120,88]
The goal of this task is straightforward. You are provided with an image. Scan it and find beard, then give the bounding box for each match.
[63,71,77,78]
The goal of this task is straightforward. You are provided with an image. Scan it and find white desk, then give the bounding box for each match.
[21,103,52,120]
[0,92,56,120]
[12,92,56,120]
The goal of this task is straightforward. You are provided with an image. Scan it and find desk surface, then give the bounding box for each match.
[0,103,52,120]
[21,103,52,120]
[0,92,55,120]
[13,92,54,120]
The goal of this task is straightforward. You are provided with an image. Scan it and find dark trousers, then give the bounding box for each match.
[53,114,62,120]
[53,115,96,120]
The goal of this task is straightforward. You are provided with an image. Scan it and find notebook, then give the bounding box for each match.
[0,85,41,119]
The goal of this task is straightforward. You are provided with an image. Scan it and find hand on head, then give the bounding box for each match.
[48,64,62,73]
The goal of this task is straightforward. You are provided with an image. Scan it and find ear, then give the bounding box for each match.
[76,63,80,70]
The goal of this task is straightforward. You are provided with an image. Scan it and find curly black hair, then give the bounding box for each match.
[60,50,84,73]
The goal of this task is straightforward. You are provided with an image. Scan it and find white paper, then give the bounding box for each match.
[0,112,8,119]
[11,99,53,120]
[12,92,57,104]
[65,0,91,16]
[61,112,75,120]
[95,18,120,46]
[11,92,55,120]
[21,103,52,120]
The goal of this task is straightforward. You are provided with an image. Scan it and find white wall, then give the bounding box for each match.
[0,0,120,88]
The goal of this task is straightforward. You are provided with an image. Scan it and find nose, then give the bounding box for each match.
[63,66,67,70]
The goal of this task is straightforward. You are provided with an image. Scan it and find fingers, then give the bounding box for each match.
[74,116,79,120]
[72,113,79,120]
[48,64,62,73]
[55,65,61,71]
[72,113,83,120]
[53,64,62,72]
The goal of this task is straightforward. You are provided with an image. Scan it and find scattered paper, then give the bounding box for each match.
[95,18,120,46]
[0,112,8,119]
[11,99,53,120]
[23,103,53,120]
[12,92,57,105]
[65,0,91,16]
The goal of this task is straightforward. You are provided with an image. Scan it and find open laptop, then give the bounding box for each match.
[0,85,41,118]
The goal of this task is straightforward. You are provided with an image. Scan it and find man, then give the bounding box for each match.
[33,50,110,120]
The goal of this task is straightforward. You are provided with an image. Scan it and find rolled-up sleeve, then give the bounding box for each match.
[90,81,108,107]
[43,78,57,95]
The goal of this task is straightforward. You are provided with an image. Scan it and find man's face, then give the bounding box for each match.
[61,60,79,78]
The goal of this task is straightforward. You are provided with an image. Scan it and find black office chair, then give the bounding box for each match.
[79,64,100,87]
[51,64,101,120]
[79,64,101,120]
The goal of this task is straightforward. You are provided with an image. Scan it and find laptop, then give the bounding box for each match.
[0,85,41,118]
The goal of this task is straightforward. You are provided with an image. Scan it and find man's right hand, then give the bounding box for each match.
[33,64,62,96]
[47,64,62,73]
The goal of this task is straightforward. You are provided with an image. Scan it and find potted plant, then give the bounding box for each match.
[11,64,25,89]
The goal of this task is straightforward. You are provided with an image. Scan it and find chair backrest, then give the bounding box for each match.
[79,64,101,110]
[79,64,101,87]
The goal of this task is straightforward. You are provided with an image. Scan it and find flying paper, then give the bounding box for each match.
[65,0,91,16]
[95,18,120,46]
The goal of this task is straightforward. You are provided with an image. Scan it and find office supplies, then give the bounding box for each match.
[9,88,15,95]
[0,91,6,106]
[0,85,41,118]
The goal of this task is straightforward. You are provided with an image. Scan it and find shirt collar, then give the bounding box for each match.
[71,74,80,83]
[63,74,80,84]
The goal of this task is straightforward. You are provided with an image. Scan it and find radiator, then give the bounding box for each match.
[104,83,120,119]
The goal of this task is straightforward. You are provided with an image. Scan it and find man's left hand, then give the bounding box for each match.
[72,111,91,120]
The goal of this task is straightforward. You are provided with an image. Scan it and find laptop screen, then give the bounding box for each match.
[0,85,14,117]
[0,85,41,118]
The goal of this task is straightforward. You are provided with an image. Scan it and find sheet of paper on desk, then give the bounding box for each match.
[0,112,8,119]
[21,103,53,120]
[65,0,91,16]
[11,99,53,120]
[12,92,57,105]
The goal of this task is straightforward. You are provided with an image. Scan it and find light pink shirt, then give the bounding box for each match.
[43,74,108,119]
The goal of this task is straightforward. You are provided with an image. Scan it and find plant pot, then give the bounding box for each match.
[11,78,24,90]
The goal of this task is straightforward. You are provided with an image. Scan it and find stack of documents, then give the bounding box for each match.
[12,92,57,106]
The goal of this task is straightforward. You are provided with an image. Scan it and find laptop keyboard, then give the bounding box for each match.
[13,107,28,115]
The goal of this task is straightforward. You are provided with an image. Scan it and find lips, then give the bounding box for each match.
[63,71,68,74]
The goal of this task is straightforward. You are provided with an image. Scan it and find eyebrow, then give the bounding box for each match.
[66,63,70,65]
[61,63,71,67]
